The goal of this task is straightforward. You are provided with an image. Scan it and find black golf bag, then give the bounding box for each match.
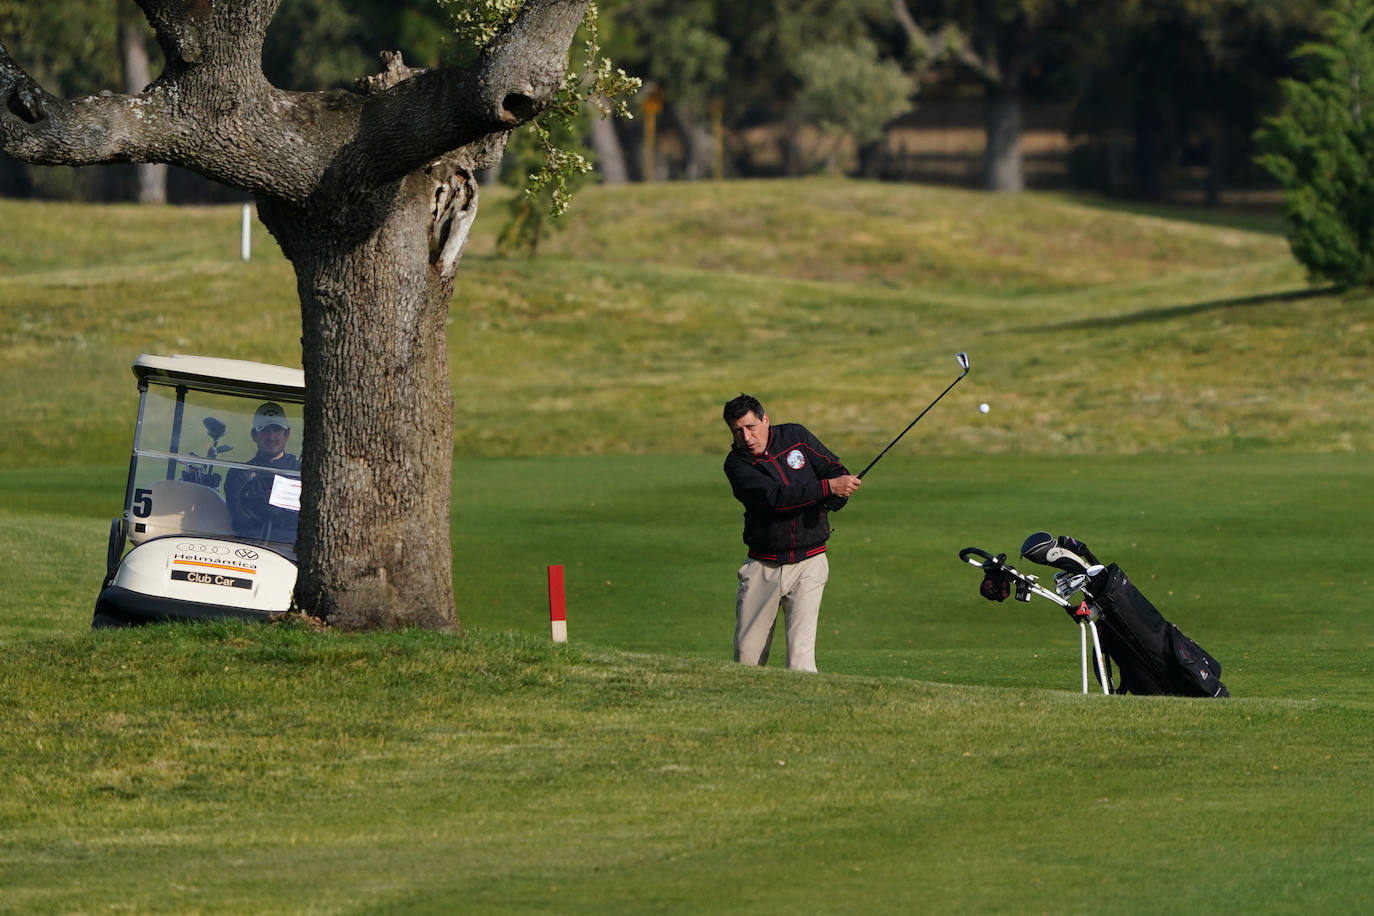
[1087,562,1229,697]
[965,533,1229,697]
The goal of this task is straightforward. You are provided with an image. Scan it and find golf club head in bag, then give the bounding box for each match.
[1020,531,1100,575]
[1054,570,1089,601]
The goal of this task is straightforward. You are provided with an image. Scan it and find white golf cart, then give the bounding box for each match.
[93,354,305,627]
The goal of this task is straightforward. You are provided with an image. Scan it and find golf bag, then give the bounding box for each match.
[963,533,1229,697]
[1086,562,1228,697]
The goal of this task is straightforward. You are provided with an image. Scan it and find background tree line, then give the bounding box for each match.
[0,0,1331,204]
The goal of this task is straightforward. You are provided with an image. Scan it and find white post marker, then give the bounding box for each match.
[547,565,568,643]
[241,203,252,261]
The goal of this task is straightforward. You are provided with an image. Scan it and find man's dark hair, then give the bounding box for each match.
[723,393,764,423]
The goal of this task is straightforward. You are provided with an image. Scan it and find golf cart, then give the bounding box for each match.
[92,354,305,627]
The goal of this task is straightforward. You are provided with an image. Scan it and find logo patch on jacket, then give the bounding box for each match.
[786,449,806,469]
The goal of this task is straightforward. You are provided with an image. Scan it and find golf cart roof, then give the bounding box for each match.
[132,354,305,402]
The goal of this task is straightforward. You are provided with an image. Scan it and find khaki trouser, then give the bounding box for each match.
[734,553,829,672]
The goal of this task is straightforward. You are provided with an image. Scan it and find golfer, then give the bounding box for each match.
[722,394,861,672]
[226,402,301,544]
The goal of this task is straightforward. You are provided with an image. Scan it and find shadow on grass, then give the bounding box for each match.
[1057,190,1288,236]
[1017,285,1341,333]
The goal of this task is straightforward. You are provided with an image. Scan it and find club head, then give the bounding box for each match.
[955,352,970,374]
[1045,546,1091,575]
[1054,571,1087,599]
[203,416,227,440]
[1020,531,1055,564]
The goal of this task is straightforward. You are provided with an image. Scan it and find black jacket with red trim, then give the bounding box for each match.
[723,422,849,565]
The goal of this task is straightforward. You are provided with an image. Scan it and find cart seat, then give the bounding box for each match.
[128,479,235,544]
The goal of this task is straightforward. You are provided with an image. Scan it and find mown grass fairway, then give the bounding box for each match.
[4,626,1371,914]
[1,179,1371,913]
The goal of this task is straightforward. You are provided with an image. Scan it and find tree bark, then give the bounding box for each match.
[257,161,476,631]
[588,112,628,184]
[1132,97,1166,200]
[669,103,714,180]
[119,11,168,204]
[889,0,1048,194]
[984,86,1023,193]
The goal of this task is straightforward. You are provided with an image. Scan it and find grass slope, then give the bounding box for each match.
[3,178,1370,467]
[2,180,1372,912]
[456,180,1368,458]
[2,628,1372,914]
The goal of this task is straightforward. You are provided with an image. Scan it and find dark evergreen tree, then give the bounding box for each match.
[1256,0,1374,287]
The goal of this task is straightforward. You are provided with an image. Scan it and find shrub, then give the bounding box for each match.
[1255,0,1374,288]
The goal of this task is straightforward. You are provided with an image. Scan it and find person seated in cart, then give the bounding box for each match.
[225,402,301,545]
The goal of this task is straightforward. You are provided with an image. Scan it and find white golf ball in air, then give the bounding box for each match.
[979,403,990,414]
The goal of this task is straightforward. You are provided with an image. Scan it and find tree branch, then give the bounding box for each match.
[889,0,993,81]
[2,42,169,165]
[4,0,592,202]
[341,0,592,186]
[3,1,282,182]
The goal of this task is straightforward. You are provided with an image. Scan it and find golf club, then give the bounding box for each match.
[856,351,970,479]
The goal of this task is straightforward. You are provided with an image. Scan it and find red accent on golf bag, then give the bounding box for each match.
[1090,564,1229,697]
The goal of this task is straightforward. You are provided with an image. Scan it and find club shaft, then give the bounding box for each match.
[856,369,968,479]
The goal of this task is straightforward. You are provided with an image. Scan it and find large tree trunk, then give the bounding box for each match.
[258,162,479,632]
[588,114,628,184]
[984,86,1023,193]
[118,11,167,204]
[1204,119,1224,206]
[1132,98,1166,200]
[889,1,1049,195]
[670,103,714,180]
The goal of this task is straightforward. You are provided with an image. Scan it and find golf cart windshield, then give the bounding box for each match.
[122,355,306,558]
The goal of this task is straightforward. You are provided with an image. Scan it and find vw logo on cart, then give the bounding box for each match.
[176,542,230,555]
[235,548,260,560]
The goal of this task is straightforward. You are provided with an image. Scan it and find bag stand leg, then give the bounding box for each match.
[1080,622,1089,694]
[1080,619,1111,695]
[958,548,1115,695]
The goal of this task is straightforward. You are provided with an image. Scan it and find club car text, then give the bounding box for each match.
[170,547,259,590]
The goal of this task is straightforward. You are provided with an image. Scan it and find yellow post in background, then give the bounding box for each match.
[710,99,725,180]
[642,88,663,182]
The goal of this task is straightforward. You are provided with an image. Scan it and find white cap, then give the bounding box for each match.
[252,402,291,432]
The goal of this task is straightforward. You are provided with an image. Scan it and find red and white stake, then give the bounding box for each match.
[547,564,567,643]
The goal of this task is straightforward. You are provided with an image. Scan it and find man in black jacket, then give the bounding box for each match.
[723,394,861,672]
[225,402,301,546]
